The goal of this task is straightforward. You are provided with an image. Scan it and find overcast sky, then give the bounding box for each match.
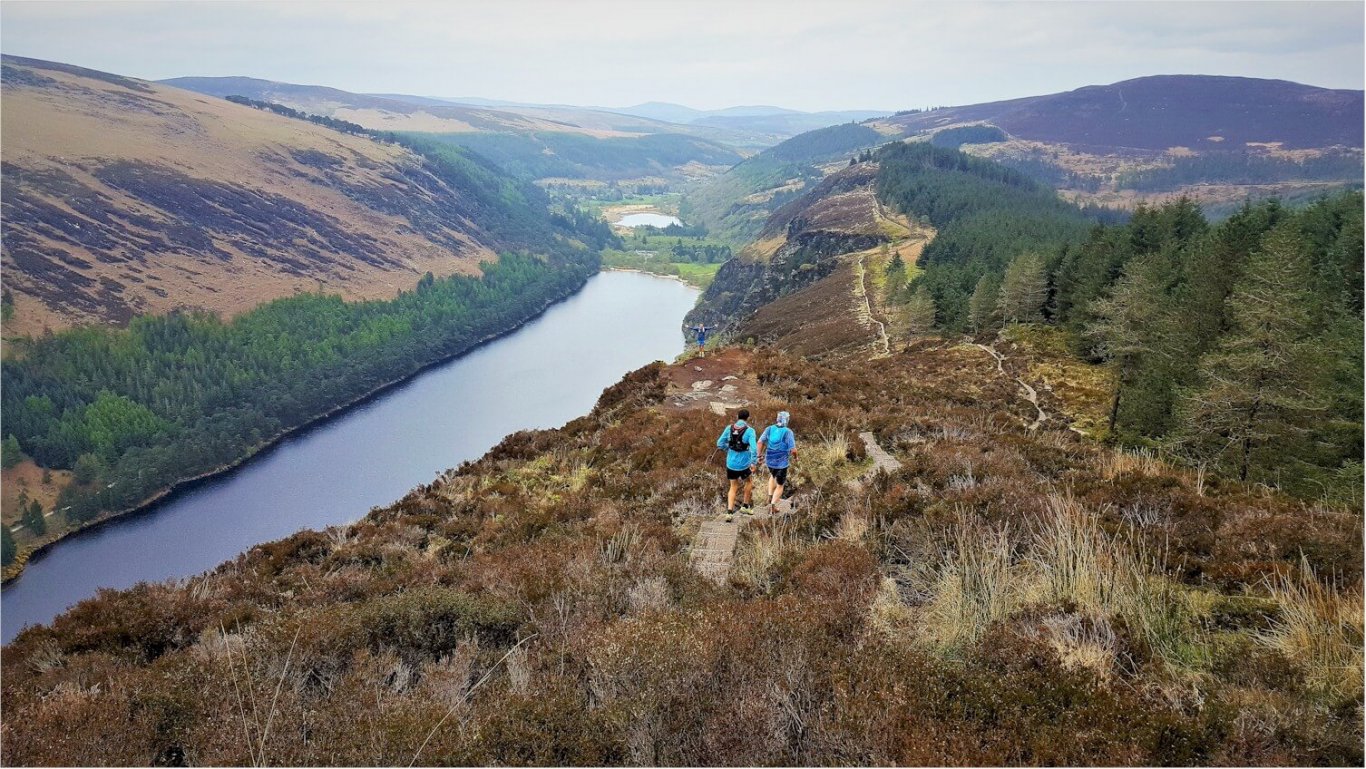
[2,1,1362,112]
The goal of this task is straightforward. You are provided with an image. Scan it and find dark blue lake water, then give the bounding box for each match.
[2,271,697,643]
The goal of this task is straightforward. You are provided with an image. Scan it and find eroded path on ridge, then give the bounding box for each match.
[662,349,802,582]
[850,200,931,359]
[973,342,1048,430]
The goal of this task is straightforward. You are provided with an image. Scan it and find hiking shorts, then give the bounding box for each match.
[767,466,788,485]
[726,467,752,481]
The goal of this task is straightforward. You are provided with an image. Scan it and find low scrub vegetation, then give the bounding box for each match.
[3,343,1360,765]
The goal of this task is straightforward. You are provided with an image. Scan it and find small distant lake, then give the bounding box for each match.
[616,212,683,228]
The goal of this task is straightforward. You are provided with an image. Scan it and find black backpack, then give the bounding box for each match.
[727,423,749,452]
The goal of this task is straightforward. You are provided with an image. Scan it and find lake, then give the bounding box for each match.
[616,212,683,228]
[1,271,698,643]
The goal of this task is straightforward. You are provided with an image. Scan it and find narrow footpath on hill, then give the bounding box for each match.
[973,342,1048,430]
[665,350,911,583]
[850,197,929,359]
[664,350,797,582]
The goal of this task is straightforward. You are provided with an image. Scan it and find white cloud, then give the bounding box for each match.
[1,0,1360,111]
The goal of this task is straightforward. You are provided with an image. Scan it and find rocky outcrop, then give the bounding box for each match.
[686,163,888,332]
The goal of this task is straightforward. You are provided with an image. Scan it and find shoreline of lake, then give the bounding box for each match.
[1,276,589,587]
[2,271,699,642]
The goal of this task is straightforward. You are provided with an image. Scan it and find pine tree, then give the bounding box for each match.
[1,435,22,469]
[1174,225,1326,484]
[885,247,907,295]
[968,272,1002,334]
[2,525,14,566]
[22,500,45,536]
[1086,253,1174,435]
[905,286,937,334]
[997,253,1047,323]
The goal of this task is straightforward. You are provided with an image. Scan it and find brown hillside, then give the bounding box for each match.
[688,160,931,346]
[876,75,1364,151]
[3,339,1360,764]
[1,57,507,336]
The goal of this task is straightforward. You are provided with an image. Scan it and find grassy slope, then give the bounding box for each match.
[601,253,720,289]
[601,227,731,289]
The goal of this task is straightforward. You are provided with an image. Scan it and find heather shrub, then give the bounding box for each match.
[4,343,1360,766]
[45,583,208,661]
[463,678,625,765]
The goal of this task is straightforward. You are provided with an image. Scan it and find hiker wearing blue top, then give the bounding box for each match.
[715,408,758,522]
[757,410,797,508]
[690,324,710,357]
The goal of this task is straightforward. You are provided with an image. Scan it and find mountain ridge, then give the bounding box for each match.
[1,56,568,335]
[879,74,1364,150]
[685,74,1364,244]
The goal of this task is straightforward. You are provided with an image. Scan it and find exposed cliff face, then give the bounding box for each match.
[685,163,890,333]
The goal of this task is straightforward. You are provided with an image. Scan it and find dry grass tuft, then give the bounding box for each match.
[832,511,871,543]
[1259,558,1365,703]
[600,523,640,566]
[1100,447,1163,479]
[732,518,803,593]
[917,508,1016,654]
[1042,613,1120,679]
[867,577,914,638]
[906,494,1206,674]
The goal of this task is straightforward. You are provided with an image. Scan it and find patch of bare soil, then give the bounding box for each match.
[2,460,72,528]
[663,348,763,415]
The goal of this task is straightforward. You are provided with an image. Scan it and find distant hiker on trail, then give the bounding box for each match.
[757,410,797,509]
[690,323,710,357]
[716,408,757,522]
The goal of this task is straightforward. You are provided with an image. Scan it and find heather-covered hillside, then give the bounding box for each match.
[3,337,1360,765]
[161,76,748,183]
[1,56,577,336]
[685,75,1365,240]
[881,75,1364,151]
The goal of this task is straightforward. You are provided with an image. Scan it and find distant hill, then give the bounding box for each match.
[160,76,750,179]
[1,56,569,335]
[687,75,1364,241]
[880,75,1363,151]
[160,76,629,136]
[607,102,890,142]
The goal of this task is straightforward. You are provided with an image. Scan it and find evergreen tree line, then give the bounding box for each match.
[929,125,1008,150]
[874,141,1100,329]
[224,95,370,136]
[874,141,1361,498]
[1053,194,1363,500]
[669,243,732,263]
[1,250,599,531]
[1117,150,1363,192]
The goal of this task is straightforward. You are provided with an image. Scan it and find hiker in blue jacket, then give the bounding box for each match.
[757,410,797,509]
[716,408,757,522]
[691,323,710,357]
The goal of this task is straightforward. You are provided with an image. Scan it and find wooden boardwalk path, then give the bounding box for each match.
[689,498,795,583]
